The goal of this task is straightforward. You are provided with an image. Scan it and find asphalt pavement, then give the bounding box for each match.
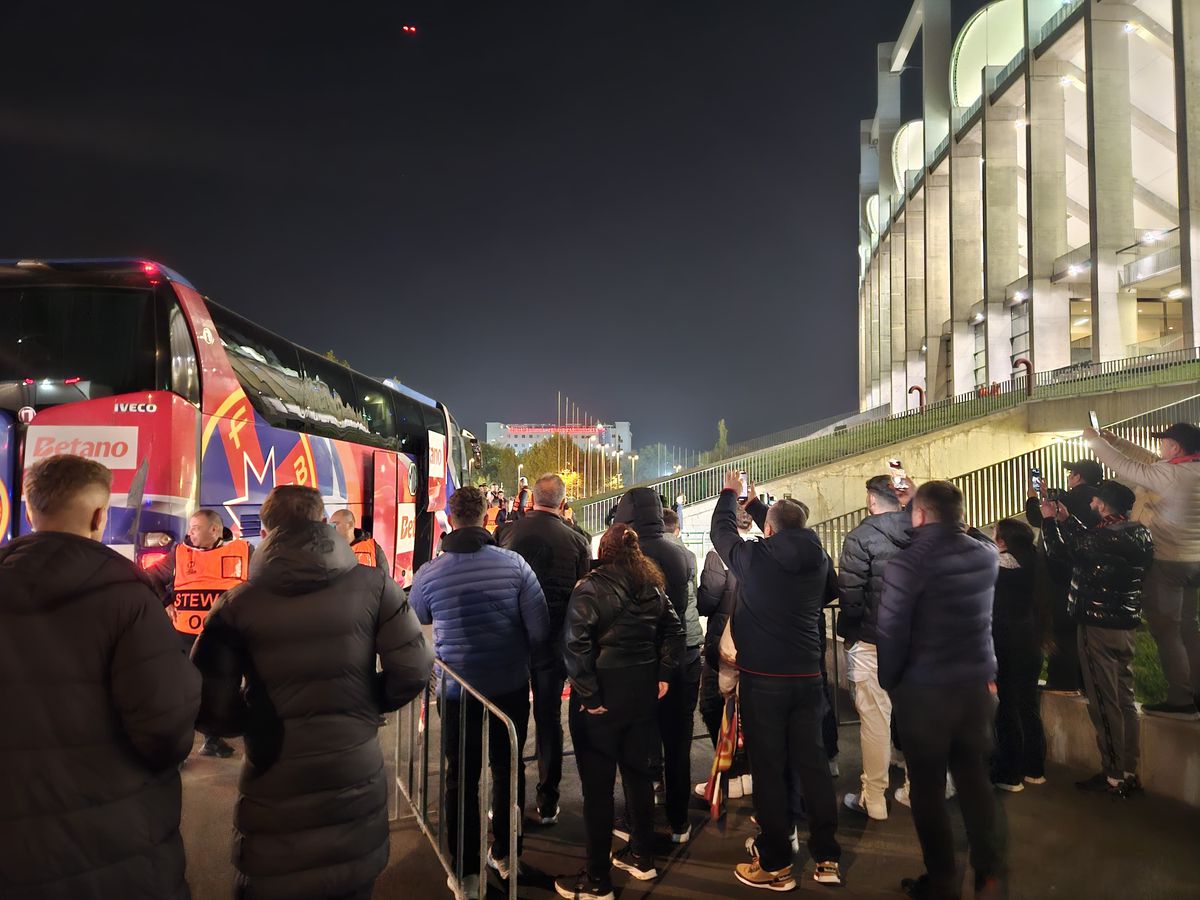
[181,705,1200,899]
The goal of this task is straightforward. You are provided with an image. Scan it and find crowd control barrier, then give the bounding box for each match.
[390,661,521,900]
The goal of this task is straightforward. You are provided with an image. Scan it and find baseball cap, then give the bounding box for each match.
[1094,479,1136,516]
[1063,459,1103,484]
[1149,422,1200,454]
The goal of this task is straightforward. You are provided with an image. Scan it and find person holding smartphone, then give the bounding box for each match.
[1024,460,1102,696]
[1085,422,1200,719]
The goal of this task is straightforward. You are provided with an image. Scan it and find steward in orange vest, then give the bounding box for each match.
[483,504,501,533]
[145,510,252,639]
[331,508,388,571]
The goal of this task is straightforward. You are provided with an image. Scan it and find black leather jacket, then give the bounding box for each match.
[1041,516,1153,629]
[563,565,684,711]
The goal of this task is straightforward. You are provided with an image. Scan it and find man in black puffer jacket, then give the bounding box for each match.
[0,454,200,900]
[711,473,843,890]
[1040,479,1153,797]
[877,481,1002,900]
[837,475,911,822]
[613,487,701,842]
[498,473,591,825]
[191,485,433,900]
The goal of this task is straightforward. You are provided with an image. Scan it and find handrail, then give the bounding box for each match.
[392,661,520,900]
[575,345,1200,533]
[810,391,1200,555]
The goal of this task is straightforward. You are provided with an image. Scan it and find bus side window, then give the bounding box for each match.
[355,374,398,448]
[167,302,201,405]
[297,350,371,441]
[391,391,426,456]
[207,302,305,425]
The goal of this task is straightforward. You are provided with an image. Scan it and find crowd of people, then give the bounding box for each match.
[0,417,1196,900]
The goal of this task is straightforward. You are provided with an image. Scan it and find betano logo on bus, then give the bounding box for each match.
[26,426,139,469]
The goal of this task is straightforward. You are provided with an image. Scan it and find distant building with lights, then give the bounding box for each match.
[858,0,1200,412]
[485,421,633,456]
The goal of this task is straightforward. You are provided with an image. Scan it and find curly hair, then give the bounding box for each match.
[597,523,666,594]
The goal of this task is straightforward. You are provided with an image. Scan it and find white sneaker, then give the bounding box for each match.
[740,774,754,795]
[670,825,691,844]
[486,848,521,880]
[450,873,480,900]
[895,778,955,808]
[828,759,840,777]
[994,781,1024,793]
[694,780,709,798]
[728,777,745,799]
[1024,775,1047,785]
[843,791,888,821]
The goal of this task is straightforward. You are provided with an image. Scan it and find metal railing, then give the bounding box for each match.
[392,661,520,900]
[575,345,1200,533]
[953,97,983,136]
[808,391,1200,552]
[1119,228,1182,288]
[1036,0,1085,49]
[933,133,950,164]
[987,47,1027,98]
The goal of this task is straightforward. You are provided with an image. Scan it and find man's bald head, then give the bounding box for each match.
[330,509,356,544]
[24,455,112,540]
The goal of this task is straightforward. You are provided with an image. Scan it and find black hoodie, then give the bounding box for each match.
[710,491,837,677]
[612,487,702,650]
[0,531,200,900]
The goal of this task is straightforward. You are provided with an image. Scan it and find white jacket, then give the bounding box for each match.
[1089,434,1200,563]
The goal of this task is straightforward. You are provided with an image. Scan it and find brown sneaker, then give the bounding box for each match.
[734,858,797,892]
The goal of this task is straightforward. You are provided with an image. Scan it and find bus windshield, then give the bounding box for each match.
[0,285,161,412]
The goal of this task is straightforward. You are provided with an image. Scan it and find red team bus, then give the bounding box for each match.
[0,258,477,585]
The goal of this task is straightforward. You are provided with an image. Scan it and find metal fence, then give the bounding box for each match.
[575,345,1200,534]
[809,391,1200,552]
[392,662,520,900]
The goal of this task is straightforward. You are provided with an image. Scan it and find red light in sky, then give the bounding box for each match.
[402,24,417,34]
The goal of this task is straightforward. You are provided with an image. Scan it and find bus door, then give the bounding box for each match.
[371,449,398,580]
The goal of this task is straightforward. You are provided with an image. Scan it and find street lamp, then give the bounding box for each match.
[631,454,639,483]
[516,463,523,494]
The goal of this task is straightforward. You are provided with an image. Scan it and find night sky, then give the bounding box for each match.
[1,0,911,451]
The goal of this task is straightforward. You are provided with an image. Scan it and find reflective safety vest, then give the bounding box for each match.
[483,506,500,533]
[173,540,251,636]
[351,538,378,567]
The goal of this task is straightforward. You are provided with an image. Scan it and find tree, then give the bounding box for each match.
[519,436,577,493]
[324,349,352,366]
[635,443,672,480]
[711,418,729,462]
[480,443,519,494]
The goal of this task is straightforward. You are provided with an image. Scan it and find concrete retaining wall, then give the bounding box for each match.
[830,636,1200,809]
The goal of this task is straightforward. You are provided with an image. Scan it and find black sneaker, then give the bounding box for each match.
[900,874,932,898]
[198,737,235,758]
[611,846,657,881]
[1122,774,1145,796]
[1142,701,1200,720]
[538,804,560,825]
[554,871,614,900]
[1075,772,1124,795]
